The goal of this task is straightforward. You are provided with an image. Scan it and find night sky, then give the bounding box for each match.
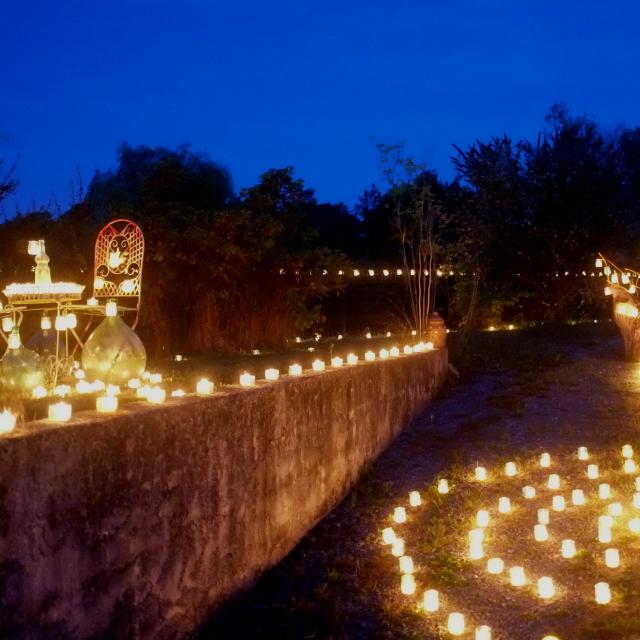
[2,0,639,215]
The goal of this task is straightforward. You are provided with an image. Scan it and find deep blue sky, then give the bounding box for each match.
[2,0,639,215]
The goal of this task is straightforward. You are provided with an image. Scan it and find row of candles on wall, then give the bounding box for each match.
[380,445,640,638]
[0,341,436,432]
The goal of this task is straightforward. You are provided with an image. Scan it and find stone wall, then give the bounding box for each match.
[0,349,448,639]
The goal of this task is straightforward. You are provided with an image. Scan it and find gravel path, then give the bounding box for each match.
[202,327,640,640]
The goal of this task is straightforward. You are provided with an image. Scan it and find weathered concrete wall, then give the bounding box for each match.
[0,350,448,639]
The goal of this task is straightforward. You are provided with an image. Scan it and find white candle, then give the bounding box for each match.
[437,479,449,494]
[423,589,439,612]
[330,356,343,368]
[239,372,256,386]
[599,483,611,500]
[561,539,576,558]
[400,574,416,595]
[312,359,325,372]
[0,410,16,434]
[505,461,517,476]
[510,566,526,586]
[540,452,551,467]
[572,489,586,506]
[578,446,589,460]
[196,378,215,394]
[498,496,511,513]
[48,402,71,421]
[475,466,487,481]
[552,496,566,512]
[587,464,599,479]
[96,395,118,413]
[475,626,492,640]
[393,507,407,524]
[364,350,375,362]
[538,508,550,524]
[487,557,504,574]
[595,582,611,604]
[605,548,620,568]
[476,510,490,527]
[382,527,396,544]
[534,524,549,541]
[409,491,421,507]
[548,474,560,490]
[391,538,405,557]
[538,576,555,599]
[447,612,465,636]
[522,485,536,499]
[624,459,637,474]
[288,363,303,376]
[623,444,634,459]
[399,555,414,574]
[346,353,358,365]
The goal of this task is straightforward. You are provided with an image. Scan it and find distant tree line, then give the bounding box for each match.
[0,104,639,354]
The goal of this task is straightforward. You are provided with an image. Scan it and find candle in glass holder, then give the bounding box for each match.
[552,495,565,511]
[523,485,536,499]
[534,524,549,541]
[0,410,16,434]
[391,538,405,557]
[548,474,560,490]
[312,359,325,372]
[423,589,439,612]
[403,345,413,355]
[505,461,517,477]
[409,491,421,507]
[147,388,166,404]
[346,353,358,365]
[379,349,389,360]
[364,350,375,362]
[239,372,256,386]
[400,574,416,595]
[498,496,511,513]
[605,548,620,568]
[540,452,551,467]
[382,527,396,544]
[624,459,637,474]
[623,444,634,459]
[561,539,576,558]
[437,479,449,494]
[599,483,611,500]
[390,346,400,357]
[330,356,343,368]
[399,555,414,574]
[595,582,611,604]
[636,477,640,492]
[475,466,487,481]
[629,518,640,534]
[538,576,555,599]
[608,502,623,517]
[598,515,613,543]
[469,528,484,544]
[510,566,526,586]
[633,493,640,509]
[48,402,71,421]
[447,613,465,636]
[264,368,280,381]
[477,510,490,527]
[96,395,118,413]
[475,626,492,640]
[587,464,599,479]
[288,363,303,376]
[538,508,550,524]
[487,557,504,574]
[196,378,215,394]
[469,540,484,560]
[578,446,589,460]
[393,507,407,524]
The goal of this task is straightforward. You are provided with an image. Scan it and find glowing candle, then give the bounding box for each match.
[48,402,71,422]
[1,317,13,333]
[54,315,67,331]
[423,589,439,612]
[595,582,611,604]
[239,372,256,387]
[437,479,449,494]
[409,491,421,507]
[608,502,623,517]
[504,461,517,477]
[53,384,71,398]
[40,315,52,331]
[379,349,389,360]
[105,300,118,317]
[66,313,77,329]
[476,509,490,527]
[469,540,484,560]
[634,493,640,508]
[636,477,640,492]
[0,410,16,434]
[629,518,640,533]
[538,576,555,599]
[623,444,634,459]
[572,489,586,506]
[538,508,550,524]
[510,566,526,586]
[540,452,551,468]
[87,297,98,306]
[288,364,302,376]
[364,350,375,362]
[403,345,413,355]
[393,507,407,524]
[128,378,142,389]
[487,557,504,574]
[330,356,343,368]
[475,626,492,640]
[542,636,560,640]
[548,474,560,490]
[475,466,487,481]
[346,353,358,365]
[599,483,611,500]
[171,389,185,397]
[498,496,511,513]
[32,385,47,399]
[587,464,599,479]
[624,459,637,474]
[522,485,536,499]
[534,524,549,541]
[146,388,166,404]
[312,359,325,372]
[196,378,215,394]
[447,612,465,636]
[399,555,414,574]
[96,395,118,413]
[382,527,396,544]
[561,539,576,558]
[578,446,589,460]
[605,548,620,568]
[391,538,405,557]
[400,574,415,595]
[390,347,400,357]
[469,528,484,544]
[599,515,613,543]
